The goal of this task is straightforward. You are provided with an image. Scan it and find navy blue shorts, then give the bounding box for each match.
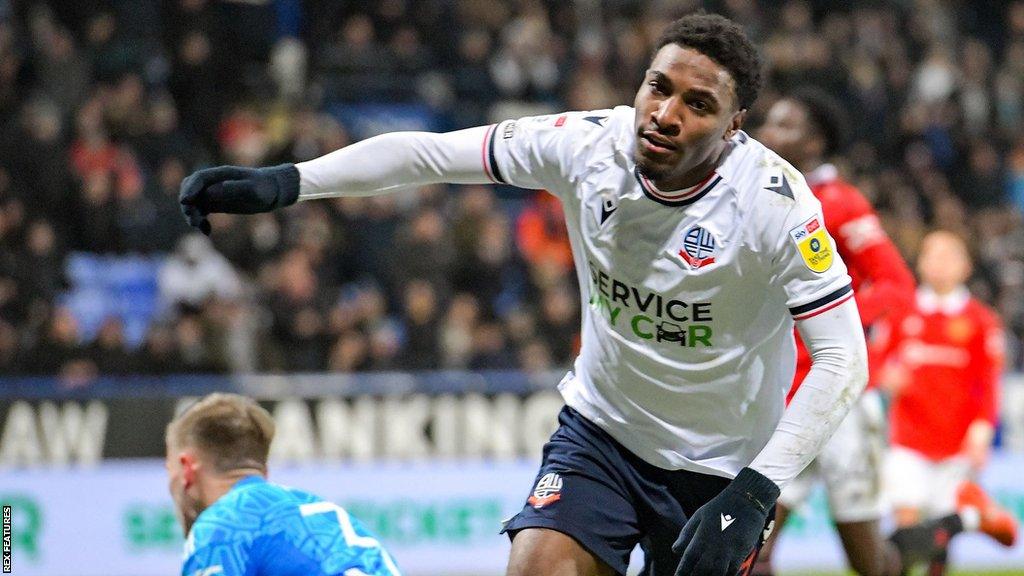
[502,406,773,576]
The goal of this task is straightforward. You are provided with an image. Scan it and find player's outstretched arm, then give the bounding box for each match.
[832,197,915,325]
[963,311,1004,470]
[673,297,867,576]
[179,126,500,234]
[752,296,868,486]
[179,164,302,234]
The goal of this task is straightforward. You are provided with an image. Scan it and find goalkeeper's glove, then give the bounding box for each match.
[673,467,779,576]
[179,164,301,235]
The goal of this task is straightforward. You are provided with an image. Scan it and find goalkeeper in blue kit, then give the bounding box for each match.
[166,393,401,576]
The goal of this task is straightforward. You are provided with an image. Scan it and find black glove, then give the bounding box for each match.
[179,164,301,235]
[673,467,779,576]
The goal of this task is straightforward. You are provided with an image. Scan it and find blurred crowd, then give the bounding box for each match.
[0,0,1022,381]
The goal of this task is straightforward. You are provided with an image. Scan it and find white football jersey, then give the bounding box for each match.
[485,106,853,477]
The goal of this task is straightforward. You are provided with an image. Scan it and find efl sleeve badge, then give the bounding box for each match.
[789,216,834,273]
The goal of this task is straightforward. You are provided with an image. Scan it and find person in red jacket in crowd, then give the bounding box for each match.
[877,230,1017,572]
[755,89,1015,576]
[516,191,574,273]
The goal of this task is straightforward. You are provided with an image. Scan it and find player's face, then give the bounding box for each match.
[166,442,203,534]
[917,232,972,293]
[757,99,815,168]
[633,44,745,188]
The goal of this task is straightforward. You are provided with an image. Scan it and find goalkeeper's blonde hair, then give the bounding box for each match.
[166,393,275,474]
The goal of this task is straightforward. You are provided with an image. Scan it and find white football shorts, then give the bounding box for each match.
[884,445,970,517]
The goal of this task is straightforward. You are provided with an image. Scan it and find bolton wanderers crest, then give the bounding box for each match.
[679,225,717,269]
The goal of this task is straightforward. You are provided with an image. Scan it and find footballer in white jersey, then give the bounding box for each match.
[179,13,868,576]
[484,105,853,479]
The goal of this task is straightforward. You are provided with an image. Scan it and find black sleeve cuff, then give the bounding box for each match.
[268,163,301,208]
[730,467,781,512]
[788,283,854,319]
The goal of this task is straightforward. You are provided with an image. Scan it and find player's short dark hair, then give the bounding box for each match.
[655,13,763,111]
[786,86,850,157]
[166,393,275,474]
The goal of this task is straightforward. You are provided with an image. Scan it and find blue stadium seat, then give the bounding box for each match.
[62,253,164,348]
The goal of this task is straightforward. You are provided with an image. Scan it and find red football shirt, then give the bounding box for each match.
[788,165,916,402]
[876,288,1004,460]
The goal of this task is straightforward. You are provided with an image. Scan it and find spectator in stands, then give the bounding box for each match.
[136,322,185,375]
[199,296,255,373]
[283,108,351,163]
[144,157,194,253]
[515,192,573,273]
[440,293,481,369]
[30,20,90,118]
[76,172,122,253]
[388,25,432,101]
[20,219,65,304]
[0,201,28,317]
[503,305,539,353]
[0,320,20,375]
[955,140,1005,209]
[450,185,498,258]
[452,213,525,318]
[24,306,97,380]
[174,310,224,373]
[367,319,402,372]
[518,338,554,376]
[0,272,26,332]
[338,195,403,285]
[87,315,134,375]
[68,98,139,192]
[536,284,579,366]
[1010,143,1024,214]
[468,321,516,371]
[116,172,163,253]
[1,213,62,328]
[319,13,392,102]
[328,330,371,372]
[388,206,454,297]
[104,74,151,141]
[135,95,198,171]
[488,4,560,101]
[266,249,328,371]
[452,29,499,126]
[3,98,74,221]
[159,234,242,312]
[398,279,442,370]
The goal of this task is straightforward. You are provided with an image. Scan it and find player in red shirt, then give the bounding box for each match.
[755,90,1014,576]
[877,230,1017,571]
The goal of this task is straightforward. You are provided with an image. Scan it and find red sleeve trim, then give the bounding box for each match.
[481,123,498,183]
[793,292,855,321]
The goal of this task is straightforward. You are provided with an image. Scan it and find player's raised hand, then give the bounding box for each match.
[179,163,301,235]
[673,468,779,576]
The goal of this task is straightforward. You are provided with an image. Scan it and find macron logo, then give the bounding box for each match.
[720,513,736,531]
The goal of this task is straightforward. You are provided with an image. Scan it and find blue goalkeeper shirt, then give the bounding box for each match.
[182,476,401,576]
